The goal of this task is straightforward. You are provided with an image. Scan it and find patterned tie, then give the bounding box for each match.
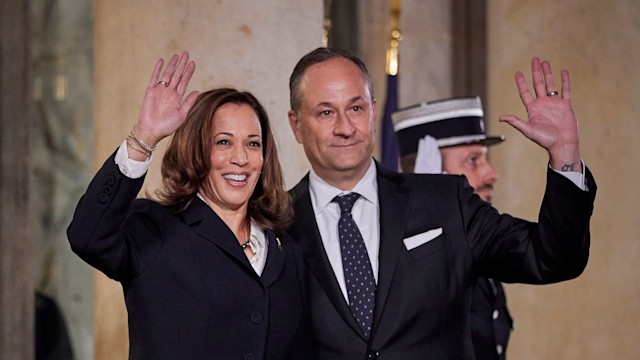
[333,193,376,338]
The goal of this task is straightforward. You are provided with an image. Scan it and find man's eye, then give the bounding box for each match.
[352,105,362,112]
[319,110,333,116]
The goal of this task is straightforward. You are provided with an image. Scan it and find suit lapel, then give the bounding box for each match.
[182,198,255,273]
[260,230,284,287]
[183,198,286,287]
[372,163,411,332]
[290,177,365,338]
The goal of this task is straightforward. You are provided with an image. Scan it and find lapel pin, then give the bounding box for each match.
[276,237,282,251]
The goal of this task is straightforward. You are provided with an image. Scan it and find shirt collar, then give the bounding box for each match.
[249,222,266,250]
[309,160,378,215]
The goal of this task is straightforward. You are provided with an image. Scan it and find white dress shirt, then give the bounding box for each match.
[308,160,380,303]
[245,224,268,275]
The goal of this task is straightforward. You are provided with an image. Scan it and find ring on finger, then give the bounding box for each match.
[547,90,559,96]
[157,80,169,87]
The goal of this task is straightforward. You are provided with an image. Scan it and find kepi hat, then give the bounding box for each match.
[392,96,504,156]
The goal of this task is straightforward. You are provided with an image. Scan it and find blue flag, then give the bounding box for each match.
[381,74,399,170]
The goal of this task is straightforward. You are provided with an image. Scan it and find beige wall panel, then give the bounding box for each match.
[93,1,321,358]
[487,1,640,359]
[397,0,453,107]
[359,0,453,159]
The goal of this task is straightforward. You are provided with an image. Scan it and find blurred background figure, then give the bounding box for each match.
[393,96,513,360]
[36,290,74,360]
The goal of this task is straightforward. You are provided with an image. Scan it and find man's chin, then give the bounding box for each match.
[329,152,370,168]
[333,160,368,172]
[476,190,493,203]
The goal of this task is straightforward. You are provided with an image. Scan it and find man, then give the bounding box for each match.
[286,47,595,359]
[392,96,512,360]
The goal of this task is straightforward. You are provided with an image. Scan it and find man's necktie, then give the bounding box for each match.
[333,193,376,338]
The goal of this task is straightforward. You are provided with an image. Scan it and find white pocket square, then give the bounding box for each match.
[403,228,443,251]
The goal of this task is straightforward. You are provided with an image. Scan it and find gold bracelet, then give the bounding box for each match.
[130,124,157,153]
[126,137,151,157]
[126,136,152,157]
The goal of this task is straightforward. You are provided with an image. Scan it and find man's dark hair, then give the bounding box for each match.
[289,47,374,113]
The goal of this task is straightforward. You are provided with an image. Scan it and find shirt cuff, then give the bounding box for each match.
[550,160,588,191]
[114,140,152,179]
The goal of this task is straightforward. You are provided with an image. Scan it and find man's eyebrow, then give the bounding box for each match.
[314,101,334,108]
[347,96,364,104]
[468,148,488,157]
[311,96,366,110]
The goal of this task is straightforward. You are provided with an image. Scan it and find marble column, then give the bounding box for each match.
[31,1,95,358]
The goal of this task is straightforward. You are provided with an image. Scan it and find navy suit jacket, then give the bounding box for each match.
[288,160,595,360]
[68,153,312,359]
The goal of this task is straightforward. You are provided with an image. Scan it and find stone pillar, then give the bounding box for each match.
[93,1,321,358]
[0,0,33,359]
[487,1,640,359]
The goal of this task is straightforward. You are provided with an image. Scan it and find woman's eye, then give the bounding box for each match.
[248,141,262,148]
[216,139,230,146]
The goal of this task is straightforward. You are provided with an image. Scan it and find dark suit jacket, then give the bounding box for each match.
[67,153,312,360]
[288,161,595,360]
[470,278,512,360]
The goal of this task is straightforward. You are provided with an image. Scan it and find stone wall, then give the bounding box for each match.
[31,0,94,359]
[487,1,640,358]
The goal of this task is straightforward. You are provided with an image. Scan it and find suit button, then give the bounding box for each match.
[492,309,499,320]
[99,193,109,204]
[250,312,263,324]
[368,351,380,359]
[244,353,255,360]
[103,185,113,194]
[106,176,115,185]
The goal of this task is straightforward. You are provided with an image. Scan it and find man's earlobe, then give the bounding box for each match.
[287,110,297,126]
[287,110,304,143]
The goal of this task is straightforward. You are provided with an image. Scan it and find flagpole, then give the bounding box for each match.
[386,0,402,76]
[322,0,332,47]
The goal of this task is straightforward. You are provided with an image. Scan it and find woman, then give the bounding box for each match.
[67,52,311,359]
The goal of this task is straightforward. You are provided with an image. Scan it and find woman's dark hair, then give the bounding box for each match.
[155,88,293,232]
